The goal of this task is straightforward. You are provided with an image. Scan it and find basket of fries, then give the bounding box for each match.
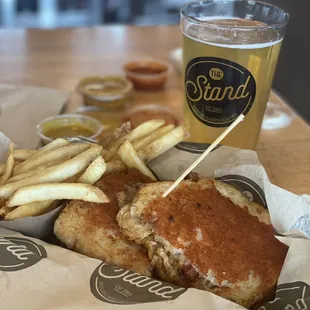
[0,120,188,239]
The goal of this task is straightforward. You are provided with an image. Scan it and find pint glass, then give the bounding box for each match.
[181,0,288,150]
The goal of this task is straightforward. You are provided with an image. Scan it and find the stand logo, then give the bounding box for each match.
[215,174,267,208]
[175,141,221,154]
[90,263,186,304]
[259,282,310,309]
[185,57,256,127]
[0,236,47,271]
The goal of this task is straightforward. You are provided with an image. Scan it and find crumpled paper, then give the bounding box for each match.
[0,226,310,309]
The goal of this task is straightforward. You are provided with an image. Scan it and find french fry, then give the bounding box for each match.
[111,124,176,162]
[118,140,156,180]
[35,138,70,156]
[104,119,165,162]
[0,143,14,185]
[0,145,102,199]
[0,205,14,218]
[4,200,58,220]
[13,143,90,175]
[7,155,73,183]
[0,164,5,175]
[6,183,110,207]
[0,198,6,212]
[12,138,71,173]
[6,156,105,219]
[0,199,12,218]
[139,126,189,162]
[12,138,68,169]
[105,126,188,174]
[132,124,175,152]
[14,160,23,167]
[13,149,37,161]
[8,171,37,183]
[106,160,126,174]
[77,156,106,184]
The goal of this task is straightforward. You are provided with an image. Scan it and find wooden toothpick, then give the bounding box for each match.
[162,114,245,197]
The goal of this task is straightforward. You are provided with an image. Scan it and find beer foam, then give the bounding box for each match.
[184,34,282,49]
[183,17,282,49]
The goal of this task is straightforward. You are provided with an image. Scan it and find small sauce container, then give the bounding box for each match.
[36,114,104,145]
[76,75,133,110]
[122,104,179,129]
[123,60,171,90]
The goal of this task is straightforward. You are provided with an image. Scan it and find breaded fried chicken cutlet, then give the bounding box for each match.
[54,168,154,276]
[117,178,288,308]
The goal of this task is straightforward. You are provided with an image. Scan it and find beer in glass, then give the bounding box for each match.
[181,0,288,151]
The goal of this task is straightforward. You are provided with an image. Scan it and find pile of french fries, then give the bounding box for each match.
[0,119,188,221]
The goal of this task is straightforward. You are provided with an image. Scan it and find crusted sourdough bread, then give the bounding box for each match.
[116,178,288,308]
[54,168,153,276]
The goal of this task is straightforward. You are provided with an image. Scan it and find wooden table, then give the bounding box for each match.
[0,25,308,195]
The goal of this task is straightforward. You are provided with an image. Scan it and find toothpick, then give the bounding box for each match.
[162,114,245,197]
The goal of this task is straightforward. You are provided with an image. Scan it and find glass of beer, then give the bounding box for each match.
[181,0,289,151]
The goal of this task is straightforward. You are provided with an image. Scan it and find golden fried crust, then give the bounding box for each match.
[54,200,152,276]
[54,168,153,276]
[117,178,287,308]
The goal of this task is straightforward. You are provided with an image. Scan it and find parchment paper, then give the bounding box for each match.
[1,111,310,309]
[0,229,310,309]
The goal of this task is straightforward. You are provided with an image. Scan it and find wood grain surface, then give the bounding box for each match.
[0,25,308,195]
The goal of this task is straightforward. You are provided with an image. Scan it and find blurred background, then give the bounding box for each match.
[0,0,308,123]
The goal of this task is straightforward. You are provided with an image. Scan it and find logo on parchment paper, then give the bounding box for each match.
[90,263,186,304]
[215,174,267,208]
[175,141,221,154]
[185,57,256,127]
[0,237,47,271]
[258,282,310,310]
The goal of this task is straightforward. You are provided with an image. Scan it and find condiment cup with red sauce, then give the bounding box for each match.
[123,60,172,90]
